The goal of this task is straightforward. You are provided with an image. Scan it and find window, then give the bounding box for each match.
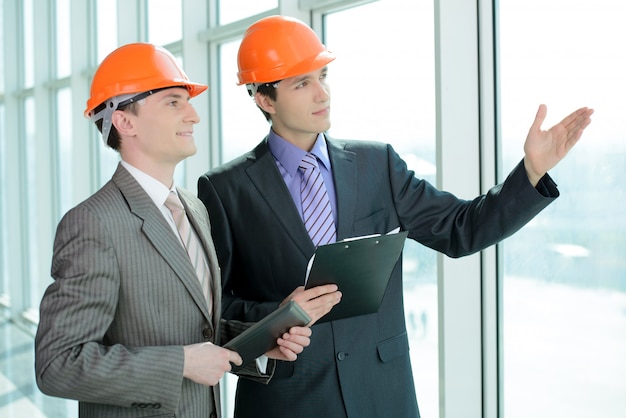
[148,0,182,46]
[56,88,73,215]
[24,96,40,308]
[499,1,626,416]
[0,104,6,305]
[218,0,277,25]
[55,0,71,78]
[220,40,271,162]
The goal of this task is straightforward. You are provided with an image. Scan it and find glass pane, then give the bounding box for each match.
[0,0,4,93]
[0,104,6,301]
[220,40,271,162]
[499,1,626,417]
[218,0,277,25]
[148,0,182,46]
[95,0,119,187]
[56,0,71,78]
[96,0,117,62]
[325,0,438,416]
[57,88,73,215]
[24,97,40,308]
[22,0,34,88]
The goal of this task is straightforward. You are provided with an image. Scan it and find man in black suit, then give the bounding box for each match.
[198,15,593,418]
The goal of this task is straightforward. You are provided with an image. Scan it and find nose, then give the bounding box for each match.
[315,80,330,102]
[185,102,200,124]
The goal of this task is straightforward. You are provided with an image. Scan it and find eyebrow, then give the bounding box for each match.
[288,66,328,86]
[158,92,189,101]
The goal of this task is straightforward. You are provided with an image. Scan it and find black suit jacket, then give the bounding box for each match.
[198,136,557,418]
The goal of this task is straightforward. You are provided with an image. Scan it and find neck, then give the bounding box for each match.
[271,128,319,152]
[122,156,176,189]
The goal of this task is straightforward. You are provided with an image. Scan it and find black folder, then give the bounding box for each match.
[224,300,311,370]
[304,230,409,323]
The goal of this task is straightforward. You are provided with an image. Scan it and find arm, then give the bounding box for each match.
[386,145,557,257]
[34,206,184,411]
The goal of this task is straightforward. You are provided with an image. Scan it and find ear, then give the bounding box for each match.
[254,92,276,116]
[111,110,136,137]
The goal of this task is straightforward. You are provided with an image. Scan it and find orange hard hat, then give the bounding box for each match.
[237,15,335,85]
[84,42,207,118]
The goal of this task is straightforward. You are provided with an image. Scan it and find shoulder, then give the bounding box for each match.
[202,138,270,178]
[326,137,400,166]
[326,136,394,154]
[62,180,123,219]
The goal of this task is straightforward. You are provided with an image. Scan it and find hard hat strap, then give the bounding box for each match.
[89,88,168,146]
[89,93,136,146]
[246,82,280,97]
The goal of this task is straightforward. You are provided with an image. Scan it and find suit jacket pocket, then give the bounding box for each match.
[352,208,388,236]
[377,332,410,363]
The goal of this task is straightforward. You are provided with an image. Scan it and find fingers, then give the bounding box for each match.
[291,284,339,304]
[305,283,340,298]
[561,107,592,132]
[226,349,243,367]
[277,334,309,355]
[268,327,312,362]
[286,325,312,338]
[530,104,548,132]
[556,107,594,150]
[294,287,342,325]
[569,107,594,140]
[183,343,239,386]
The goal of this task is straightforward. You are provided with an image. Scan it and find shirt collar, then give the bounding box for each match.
[267,130,331,176]
[120,160,176,208]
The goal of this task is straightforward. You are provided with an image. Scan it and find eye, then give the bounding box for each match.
[295,80,309,89]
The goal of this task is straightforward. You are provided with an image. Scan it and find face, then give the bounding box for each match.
[118,87,200,166]
[257,66,331,148]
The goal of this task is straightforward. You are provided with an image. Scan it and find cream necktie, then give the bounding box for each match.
[164,192,212,312]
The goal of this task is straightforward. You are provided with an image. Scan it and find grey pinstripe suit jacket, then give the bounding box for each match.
[35,163,269,418]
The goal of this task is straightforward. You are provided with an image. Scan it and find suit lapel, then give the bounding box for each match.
[246,141,315,258]
[326,138,357,240]
[178,188,221,324]
[112,164,212,322]
[246,138,359,250]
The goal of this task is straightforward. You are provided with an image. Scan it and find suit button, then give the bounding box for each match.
[337,352,347,361]
[210,412,217,418]
[202,327,213,340]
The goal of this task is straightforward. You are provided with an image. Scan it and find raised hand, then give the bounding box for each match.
[523,104,593,186]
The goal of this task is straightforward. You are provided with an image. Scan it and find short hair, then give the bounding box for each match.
[93,101,141,151]
[255,82,279,122]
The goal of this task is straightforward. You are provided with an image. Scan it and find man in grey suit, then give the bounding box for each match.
[197,16,594,418]
[34,42,332,418]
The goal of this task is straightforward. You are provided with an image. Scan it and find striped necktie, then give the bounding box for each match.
[164,192,212,313]
[299,153,336,246]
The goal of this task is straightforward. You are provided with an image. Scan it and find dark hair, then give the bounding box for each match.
[256,82,279,122]
[93,101,140,151]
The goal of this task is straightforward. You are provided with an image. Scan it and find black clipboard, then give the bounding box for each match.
[304,230,408,323]
[224,300,311,370]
